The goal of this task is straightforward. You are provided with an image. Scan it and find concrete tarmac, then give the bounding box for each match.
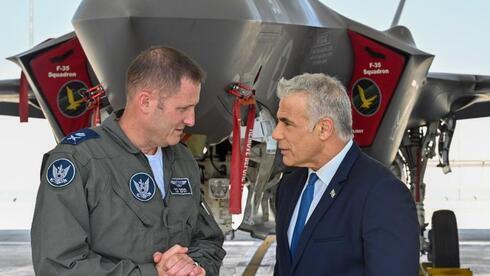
[1,230,489,276]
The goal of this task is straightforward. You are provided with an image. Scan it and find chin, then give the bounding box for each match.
[166,139,180,146]
[282,157,294,167]
[167,136,182,146]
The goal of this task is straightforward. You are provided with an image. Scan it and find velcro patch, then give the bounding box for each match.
[169,178,192,195]
[129,172,156,202]
[46,158,76,188]
[61,128,99,145]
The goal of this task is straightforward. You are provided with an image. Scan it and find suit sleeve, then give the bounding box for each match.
[31,151,157,276]
[187,200,226,276]
[362,176,420,276]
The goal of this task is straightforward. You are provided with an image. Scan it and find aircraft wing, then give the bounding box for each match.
[0,78,44,119]
[409,72,490,127]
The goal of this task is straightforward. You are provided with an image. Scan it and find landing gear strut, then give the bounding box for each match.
[397,117,466,271]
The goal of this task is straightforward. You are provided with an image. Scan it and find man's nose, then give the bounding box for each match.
[183,109,195,127]
[272,125,282,141]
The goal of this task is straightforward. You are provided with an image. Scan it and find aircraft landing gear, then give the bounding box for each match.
[421,210,471,275]
[398,121,473,275]
[428,210,460,268]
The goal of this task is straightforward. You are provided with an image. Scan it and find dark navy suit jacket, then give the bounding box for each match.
[274,144,419,276]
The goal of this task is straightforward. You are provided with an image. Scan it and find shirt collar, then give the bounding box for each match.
[145,146,162,159]
[308,139,353,187]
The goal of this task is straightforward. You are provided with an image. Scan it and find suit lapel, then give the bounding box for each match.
[277,169,308,266]
[291,145,361,270]
[283,169,308,233]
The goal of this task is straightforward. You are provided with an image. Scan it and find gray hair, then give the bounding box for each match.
[276,73,353,141]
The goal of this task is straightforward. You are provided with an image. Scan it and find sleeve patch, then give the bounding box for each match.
[46,158,76,188]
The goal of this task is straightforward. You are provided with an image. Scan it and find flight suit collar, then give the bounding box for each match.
[102,110,145,154]
[102,110,176,160]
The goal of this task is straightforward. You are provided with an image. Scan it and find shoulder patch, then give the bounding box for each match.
[61,128,99,145]
[46,158,76,188]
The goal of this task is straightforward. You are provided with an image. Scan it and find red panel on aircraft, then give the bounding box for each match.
[29,38,93,136]
[347,30,406,147]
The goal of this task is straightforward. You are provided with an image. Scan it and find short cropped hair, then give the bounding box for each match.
[126,46,205,99]
[276,73,353,141]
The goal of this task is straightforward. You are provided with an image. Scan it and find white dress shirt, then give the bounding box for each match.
[287,140,353,246]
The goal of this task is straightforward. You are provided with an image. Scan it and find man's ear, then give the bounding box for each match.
[136,90,153,114]
[318,117,334,140]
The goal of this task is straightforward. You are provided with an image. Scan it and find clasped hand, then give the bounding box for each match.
[153,244,206,276]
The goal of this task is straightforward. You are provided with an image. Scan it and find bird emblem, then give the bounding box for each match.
[65,86,85,111]
[133,178,151,199]
[357,85,377,109]
[50,163,71,185]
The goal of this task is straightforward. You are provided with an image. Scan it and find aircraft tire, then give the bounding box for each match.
[430,209,460,268]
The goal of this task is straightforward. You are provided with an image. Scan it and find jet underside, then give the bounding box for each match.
[70,0,436,166]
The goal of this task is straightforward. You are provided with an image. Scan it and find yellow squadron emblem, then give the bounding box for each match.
[357,85,377,109]
[57,80,88,117]
[351,78,381,117]
[65,86,85,111]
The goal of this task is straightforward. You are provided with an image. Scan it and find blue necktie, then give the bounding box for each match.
[290,172,318,257]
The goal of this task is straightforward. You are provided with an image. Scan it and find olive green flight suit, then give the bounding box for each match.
[31,113,226,275]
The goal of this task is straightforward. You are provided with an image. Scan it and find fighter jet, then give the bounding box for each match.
[1,0,489,270]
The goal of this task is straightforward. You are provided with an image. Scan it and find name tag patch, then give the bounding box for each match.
[169,178,192,195]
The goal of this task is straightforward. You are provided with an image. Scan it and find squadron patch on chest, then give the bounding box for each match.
[129,172,156,202]
[169,178,192,195]
[46,158,76,188]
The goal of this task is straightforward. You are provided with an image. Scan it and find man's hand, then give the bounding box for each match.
[153,245,205,276]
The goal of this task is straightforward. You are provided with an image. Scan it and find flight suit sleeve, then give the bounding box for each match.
[31,151,158,276]
[362,176,420,276]
[187,200,226,276]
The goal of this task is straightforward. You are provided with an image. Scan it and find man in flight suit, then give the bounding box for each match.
[31,47,226,275]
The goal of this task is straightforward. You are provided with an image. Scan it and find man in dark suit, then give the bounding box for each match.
[272,73,419,275]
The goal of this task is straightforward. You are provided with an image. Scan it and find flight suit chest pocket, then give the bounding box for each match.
[164,195,196,247]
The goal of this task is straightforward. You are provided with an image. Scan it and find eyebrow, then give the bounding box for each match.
[278,116,295,126]
[179,103,197,109]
